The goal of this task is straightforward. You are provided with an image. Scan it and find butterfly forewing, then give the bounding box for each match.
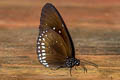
[37,29,69,68]
[40,3,75,57]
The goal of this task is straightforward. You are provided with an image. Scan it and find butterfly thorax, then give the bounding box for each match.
[65,57,80,68]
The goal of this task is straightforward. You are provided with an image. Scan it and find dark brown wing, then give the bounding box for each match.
[40,3,75,57]
[37,28,69,68]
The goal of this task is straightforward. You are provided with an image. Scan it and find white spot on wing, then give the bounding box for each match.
[45,35,47,37]
[37,42,40,44]
[41,43,45,45]
[38,46,40,49]
[46,65,49,67]
[42,38,45,41]
[42,46,45,48]
[53,27,55,30]
[43,31,45,33]
[38,50,40,53]
[59,30,61,33]
[39,57,42,60]
[42,53,46,56]
[38,54,41,56]
[40,60,43,63]
[39,39,41,41]
[42,60,46,62]
[56,41,58,43]
[42,56,46,59]
[43,63,48,65]
[42,50,45,52]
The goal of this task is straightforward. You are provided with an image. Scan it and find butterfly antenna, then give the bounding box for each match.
[80,59,98,68]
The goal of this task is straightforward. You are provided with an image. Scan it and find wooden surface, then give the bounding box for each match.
[0,0,120,80]
[0,28,120,80]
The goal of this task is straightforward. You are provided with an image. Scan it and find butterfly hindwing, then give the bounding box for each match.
[37,28,69,68]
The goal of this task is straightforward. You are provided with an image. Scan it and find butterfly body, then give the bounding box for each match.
[36,3,98,75]
[65,58,80,68]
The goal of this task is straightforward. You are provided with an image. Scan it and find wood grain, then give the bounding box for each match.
[0,28,120,80]
[0,0,120,80]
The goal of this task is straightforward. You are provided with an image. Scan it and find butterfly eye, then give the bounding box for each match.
[43,31,45,33]
[76,62,79,66]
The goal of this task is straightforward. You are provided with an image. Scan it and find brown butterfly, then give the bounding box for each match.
[36,3,98,76]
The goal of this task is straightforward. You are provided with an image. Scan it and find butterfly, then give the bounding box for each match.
[36,3,98,76]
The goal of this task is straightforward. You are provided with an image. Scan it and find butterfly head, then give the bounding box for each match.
[65,58,80,68]
[75,59,80,66]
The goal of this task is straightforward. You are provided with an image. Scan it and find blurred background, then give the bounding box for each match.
[0,0,120,80]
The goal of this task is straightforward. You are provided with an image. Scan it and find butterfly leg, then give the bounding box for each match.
[69,68,72,76]
[74,66,77,70]
[80,63,87,73]
[79,59,98,73]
